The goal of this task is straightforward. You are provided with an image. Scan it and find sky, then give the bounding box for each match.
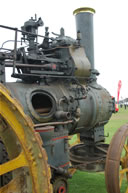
[0,0,128,99]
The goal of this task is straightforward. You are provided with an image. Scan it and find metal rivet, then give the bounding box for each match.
[38,153,42,158]
[43,171,46,176]
[33,162,37,167]
[32,137,36,142]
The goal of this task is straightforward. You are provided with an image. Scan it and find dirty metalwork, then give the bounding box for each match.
[0,84,52,193]
[0,7,116,193]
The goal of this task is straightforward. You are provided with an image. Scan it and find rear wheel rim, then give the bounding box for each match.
[0,83,52,193]
[105,123,128,193]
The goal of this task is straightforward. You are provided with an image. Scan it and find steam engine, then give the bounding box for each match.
[0,7,115,192]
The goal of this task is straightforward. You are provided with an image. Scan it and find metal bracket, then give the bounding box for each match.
[0,60,5,83]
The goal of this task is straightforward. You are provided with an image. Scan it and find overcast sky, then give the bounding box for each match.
[0,0,128,99]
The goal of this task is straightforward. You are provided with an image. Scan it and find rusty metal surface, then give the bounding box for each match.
[69,46,91,79]
[105,123,128,193]
[0,9,117,193]
[0,83,52,193]
[69,143,109,172]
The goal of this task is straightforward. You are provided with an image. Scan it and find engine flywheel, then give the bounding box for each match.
[0,83,52,193]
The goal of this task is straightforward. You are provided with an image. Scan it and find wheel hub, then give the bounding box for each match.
[58,186,66,193]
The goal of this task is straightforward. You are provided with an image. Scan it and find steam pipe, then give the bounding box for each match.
[55,111,71,120]
[34,120,73,128]
[73,7,95,69]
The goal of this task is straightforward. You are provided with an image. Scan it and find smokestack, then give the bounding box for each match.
[73,7,95,70]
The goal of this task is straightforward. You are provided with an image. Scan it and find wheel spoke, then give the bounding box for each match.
[126,187,128,193]
[0,175,25,193]
[121,156,125,164]
[120,168,128,175]
[124,144,128,153]
[0,151,28,175]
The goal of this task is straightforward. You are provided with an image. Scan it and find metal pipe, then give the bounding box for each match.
[34,120,73,128]
[55,111,71,120]
[13,29,18,74]
[0,25,53,40]
[73,7,95,69]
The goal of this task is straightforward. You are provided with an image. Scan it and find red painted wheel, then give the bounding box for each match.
[53,176,68,193]
[58,186,66,193]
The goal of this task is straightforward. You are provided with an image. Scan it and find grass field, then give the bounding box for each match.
[68,108,128,193]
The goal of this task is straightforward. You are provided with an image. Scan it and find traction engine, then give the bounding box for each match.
[0,7,121,193]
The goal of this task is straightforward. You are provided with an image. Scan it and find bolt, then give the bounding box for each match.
[43,170,46,176]
[33,162,37,167]
[38,153,42,158]
[12,105,16,110]
[32,137,36,142]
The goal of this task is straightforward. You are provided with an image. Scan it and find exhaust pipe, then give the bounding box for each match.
[73,7,95,70]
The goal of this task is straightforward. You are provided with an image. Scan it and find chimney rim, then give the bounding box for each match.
[73,7,95,16]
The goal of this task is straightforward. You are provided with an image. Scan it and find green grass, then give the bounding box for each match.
[68,108,128,193]
[105,108,128,144]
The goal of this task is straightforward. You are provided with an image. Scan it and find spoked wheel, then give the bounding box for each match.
[0,140,12,187]
[53,176,68,193]
[0,84,52,193]
[105,123,128,193]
